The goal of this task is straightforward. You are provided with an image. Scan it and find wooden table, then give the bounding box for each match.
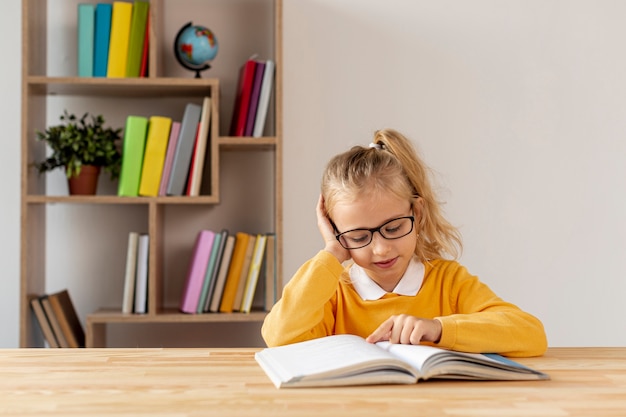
[0,347,624,416]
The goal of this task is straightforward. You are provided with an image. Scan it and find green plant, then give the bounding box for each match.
[34,110,123,179]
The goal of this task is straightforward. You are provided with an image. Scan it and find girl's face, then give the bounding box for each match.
[331,190,418,292]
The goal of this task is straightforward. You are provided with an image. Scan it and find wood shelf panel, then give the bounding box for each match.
[87,308,268,324]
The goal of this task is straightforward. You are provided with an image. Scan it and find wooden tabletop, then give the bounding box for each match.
[0,347,624,416]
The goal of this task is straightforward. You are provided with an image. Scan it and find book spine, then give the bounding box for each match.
[166,103,202,196]
[180,230,216,313]
[240,234,268,313]
[244,61,266,136]
[118,115,149,197]
[134,234,150,314]
[187,97,212,197]
[77,4,95,77]
[219,232,250,313]
[125,1,150,77]
[253,60,275,137]
[158,121,181,196]
[122,231,140,314]
[107,1,133,78]
[93,3,112,77]
[139,116,173,197]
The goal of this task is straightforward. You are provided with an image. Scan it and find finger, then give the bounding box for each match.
[400,321,416,344]
[389,316,404,344]
[365,319,394,343]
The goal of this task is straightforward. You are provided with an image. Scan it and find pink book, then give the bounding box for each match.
[158,121,181,196]
[179,230,216,313]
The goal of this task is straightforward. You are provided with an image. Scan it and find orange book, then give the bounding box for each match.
[219,232,251,313]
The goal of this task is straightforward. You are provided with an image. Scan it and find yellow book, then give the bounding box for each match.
[139,116,172,196]
[107,1,133,77]
[219,232,251,313]
[240,234,268,313]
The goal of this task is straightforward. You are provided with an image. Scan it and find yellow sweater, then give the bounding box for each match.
[262,250,547,357]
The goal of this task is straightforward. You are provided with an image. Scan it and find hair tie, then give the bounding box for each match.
[369,142,382,149]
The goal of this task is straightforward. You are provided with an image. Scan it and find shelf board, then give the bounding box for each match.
[24,195,220,205]
[88,308,268,324]
[25,76,217,97]
[218,136,277,151]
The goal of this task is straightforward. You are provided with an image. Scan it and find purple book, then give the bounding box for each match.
[179,230,216,313]
[244,61,266,137]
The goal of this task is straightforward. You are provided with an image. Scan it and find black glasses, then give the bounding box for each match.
[333,216,415,250]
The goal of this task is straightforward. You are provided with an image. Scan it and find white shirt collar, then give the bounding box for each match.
[349,255,424,300]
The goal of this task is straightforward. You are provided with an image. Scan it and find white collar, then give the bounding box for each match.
[349,255,424,300]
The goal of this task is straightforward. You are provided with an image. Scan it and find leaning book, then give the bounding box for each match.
[255,334,549,388]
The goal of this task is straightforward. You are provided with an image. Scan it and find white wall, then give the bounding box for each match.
[1,0,625,347]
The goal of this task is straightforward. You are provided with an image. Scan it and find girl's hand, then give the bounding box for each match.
[316,195,351,263]
[365,314,442,345]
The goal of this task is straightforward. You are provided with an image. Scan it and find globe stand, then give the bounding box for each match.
[174,22,213,79]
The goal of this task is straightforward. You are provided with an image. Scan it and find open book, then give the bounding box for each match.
[255,334,549,388]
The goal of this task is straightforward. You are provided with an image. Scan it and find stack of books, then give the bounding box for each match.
[77,1,150,78]
[229,57,275,137]
[117,97,212,197]
[30,290,85,348]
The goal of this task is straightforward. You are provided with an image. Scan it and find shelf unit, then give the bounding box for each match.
[20,0,282,347]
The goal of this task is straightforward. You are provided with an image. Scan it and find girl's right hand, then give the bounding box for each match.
[317,195,351,263]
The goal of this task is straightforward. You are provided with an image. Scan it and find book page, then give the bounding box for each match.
[255,334,417,386]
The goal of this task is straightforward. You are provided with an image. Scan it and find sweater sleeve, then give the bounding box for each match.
[434,263,548,357]
[261,250,345,347]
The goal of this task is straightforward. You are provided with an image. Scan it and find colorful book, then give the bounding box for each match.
[197,230,224,313]
[107,1,133,78]
[180,230,216,314]
[125,0,149,77]
[166,103,202,196]
[232,234,257,312]
[134,233,150,314]
[93,3,112,77]
[244,61,266,136]
[122,231,140,314]
[139,116,172,197]
[263,233,277,310]
[30,297,59,348]
[158,121,181,196]
[219,232,251,313]
[209,234,236,313]
[77,4,95,77]
[139,14,150,77]
[187,97,212,197]
[201,229,229,312]
[229,58,258,136]
[240,234,268,313]
[118,115,149,197]
[48,290,85,348]
[253,59,275,137]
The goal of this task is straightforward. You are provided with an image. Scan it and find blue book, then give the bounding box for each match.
[93,3,112,77]
[77,4,95,77]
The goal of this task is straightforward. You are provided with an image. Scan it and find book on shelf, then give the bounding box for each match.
[122,231,140,314]
[219,232,251,313]
[255,334,550,389]
[40,296,69,347]
[180,230,216,314]
[197,229,223,313]
[138,116,173,197]
[107,1,133,78]
[208,234,236,313]
[263,233,277,310]
[125,0,150,77]
[158,121,181,196]
[134,233,150,314]
[166,103,202,196]
[200,229,229,313]
[244,60,266,137]
[240,234,268,313]
[229,58,258,136]
[30,297,60,348]
[253,59,275,138]
[47,290,85,348]
[118,115,148,197]
[232,234,257,311]
[139,13,150,77]
[77,3,95,77]
[186,97,212,197]
[93,3,112,77]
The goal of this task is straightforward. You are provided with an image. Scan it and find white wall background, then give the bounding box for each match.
[1,0,625,347]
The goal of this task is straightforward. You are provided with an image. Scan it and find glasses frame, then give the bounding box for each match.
[333,215,415,250]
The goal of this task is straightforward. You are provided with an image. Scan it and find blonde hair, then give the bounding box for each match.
[321,128,462,260]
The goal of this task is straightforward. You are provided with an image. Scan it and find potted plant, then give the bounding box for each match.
[34,110,123,195]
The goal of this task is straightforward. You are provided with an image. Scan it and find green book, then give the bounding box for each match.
[118,115,149,196]
[197,231,223,313]
[125,1,150,77]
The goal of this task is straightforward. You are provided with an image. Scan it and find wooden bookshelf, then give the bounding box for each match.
[20,0,282,347]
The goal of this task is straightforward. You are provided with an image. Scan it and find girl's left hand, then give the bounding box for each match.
[365,314,442,345]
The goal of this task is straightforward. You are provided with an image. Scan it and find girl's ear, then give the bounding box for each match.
[412,196,425,224]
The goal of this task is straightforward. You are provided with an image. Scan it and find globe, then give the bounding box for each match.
[174,22,218,78]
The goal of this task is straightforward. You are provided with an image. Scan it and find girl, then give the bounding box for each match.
[262,129,547,357]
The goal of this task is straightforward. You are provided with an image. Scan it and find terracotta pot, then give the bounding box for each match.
[67,165,101,195]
